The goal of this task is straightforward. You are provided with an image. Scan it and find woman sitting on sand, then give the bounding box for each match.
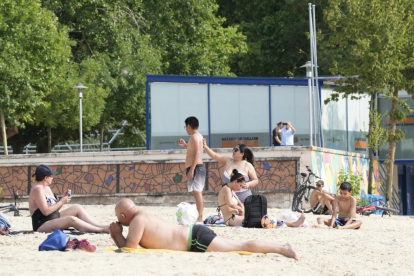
[203,140,258,203]
[218,169,306,227]
[28,164,108,233]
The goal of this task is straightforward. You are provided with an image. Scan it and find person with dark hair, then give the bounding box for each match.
[110,198,300,260]
[278,121,296,146]
[217,169,246,226]
[28,164,109,233]
[177,116,205,223]
[272,122,283,146]
[217,169,306,227]
[317,181,362,230]
[202,140,258,203]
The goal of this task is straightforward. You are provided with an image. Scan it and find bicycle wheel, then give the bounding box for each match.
[292,186,316,213]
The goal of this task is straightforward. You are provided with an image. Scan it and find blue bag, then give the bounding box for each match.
[39,229,68,251]
[0,214,11,229]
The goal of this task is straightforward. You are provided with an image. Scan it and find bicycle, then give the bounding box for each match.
[292,166,320,213]
[356,199,400,217]
[0,187,29,216]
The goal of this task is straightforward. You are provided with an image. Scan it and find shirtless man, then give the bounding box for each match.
[109,199,300,260]
[317,182,362,230]
[177,116,205,223]
[309,180,335,215]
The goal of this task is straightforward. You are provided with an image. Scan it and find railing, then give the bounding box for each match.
[1,143,146,154]
[378,162,403,214]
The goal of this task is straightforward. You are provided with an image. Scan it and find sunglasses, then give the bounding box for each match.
[233,147,239,152]
[316,184,324,187]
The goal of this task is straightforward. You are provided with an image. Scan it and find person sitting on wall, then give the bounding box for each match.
[28,164,109,233]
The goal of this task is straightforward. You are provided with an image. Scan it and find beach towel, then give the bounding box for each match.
[105,247,254,255]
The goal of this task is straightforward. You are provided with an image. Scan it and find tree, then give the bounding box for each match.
[0,0,72,154]
[322,0,414,202]
[216,0,331,77]
[143,0,247,76]
[42,0,162,150]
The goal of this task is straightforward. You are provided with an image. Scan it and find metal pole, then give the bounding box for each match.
[79,93,83,152]
[312,4,323,147]
[308,77,313,146]
[308,3,315,146]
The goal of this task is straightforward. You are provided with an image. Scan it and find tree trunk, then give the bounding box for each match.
[385,87,399,203]
[100,113,105,152]
[9,140,26,154]
[0,111,8,155]
[47,126,52,153]
[367,93,375,194]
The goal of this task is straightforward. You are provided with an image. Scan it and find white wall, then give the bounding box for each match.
[151,83,208,136]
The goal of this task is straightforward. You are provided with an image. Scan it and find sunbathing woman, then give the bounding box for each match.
[218,169,307,227]
[203,140,258,203]
[28,164,108,233]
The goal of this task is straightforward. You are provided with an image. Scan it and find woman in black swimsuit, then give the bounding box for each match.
[28,164,108,233]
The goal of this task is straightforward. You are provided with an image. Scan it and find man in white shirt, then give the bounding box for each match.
[279,121,296,146]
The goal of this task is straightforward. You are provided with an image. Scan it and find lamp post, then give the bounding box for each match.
[300,61,313,146]
[73,83,88,152]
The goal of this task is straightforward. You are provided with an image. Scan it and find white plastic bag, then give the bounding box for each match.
[176,202,199,226]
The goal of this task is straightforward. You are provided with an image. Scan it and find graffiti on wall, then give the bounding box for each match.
[311,149,380,195]
[0,159,298,197]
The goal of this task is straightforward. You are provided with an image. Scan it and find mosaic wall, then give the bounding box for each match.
[0,159,298,197]
[311,149,381,195]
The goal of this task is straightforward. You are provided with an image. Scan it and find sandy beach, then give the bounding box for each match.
[1,203,413,276]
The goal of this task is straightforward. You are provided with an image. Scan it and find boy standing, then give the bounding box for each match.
[177,116,205,223]
[317,182,362,229]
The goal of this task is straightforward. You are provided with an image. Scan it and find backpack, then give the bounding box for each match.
[242,195,267,228]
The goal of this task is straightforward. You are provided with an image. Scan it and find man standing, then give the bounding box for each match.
[279,121,296,146]
[272,122,282,146]
[177,116,205,223]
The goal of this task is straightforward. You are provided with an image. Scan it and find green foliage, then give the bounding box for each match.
[143,0,247,76]
[0,0,72,125]
[366,100,388,151]
[337,169,361,197]
[216,0,331,77]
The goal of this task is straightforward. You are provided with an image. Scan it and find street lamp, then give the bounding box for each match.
[73,83,88,152]
[300,61,313,146]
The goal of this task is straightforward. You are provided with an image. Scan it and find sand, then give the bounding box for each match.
[0,203,413,276]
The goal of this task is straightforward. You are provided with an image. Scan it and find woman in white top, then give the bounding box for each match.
[217,169,246,226]
[203,140,258,203]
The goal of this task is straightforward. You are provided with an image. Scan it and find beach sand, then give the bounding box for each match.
[0,203,412,276]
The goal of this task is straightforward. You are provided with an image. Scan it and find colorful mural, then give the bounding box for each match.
[311,149,380,195]
[0,159,298,197]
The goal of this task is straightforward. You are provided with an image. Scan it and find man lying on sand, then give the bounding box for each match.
[109,198,300,260]
[317,182,362,230]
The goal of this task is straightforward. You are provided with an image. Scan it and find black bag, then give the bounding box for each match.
[242,195,267,228]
